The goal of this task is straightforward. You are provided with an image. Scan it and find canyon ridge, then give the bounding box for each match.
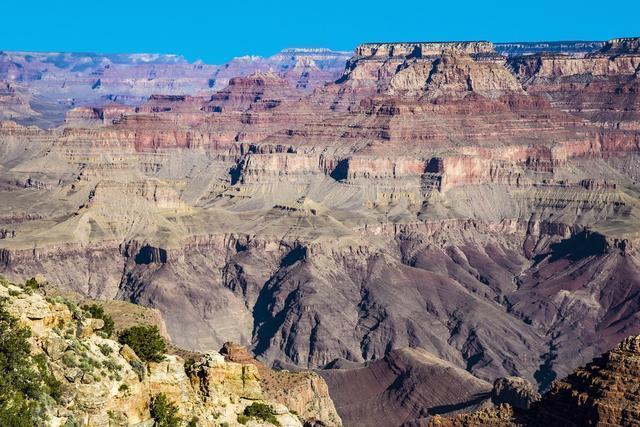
[1,37,639,426]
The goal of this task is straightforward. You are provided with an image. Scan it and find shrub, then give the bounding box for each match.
[98,343,113,356]
[63,417,80,427]
[236,414,249,425]
[118,325,166,363]
[243,402,280,426]
[184,357,198,374]
[118,383,130,397]
[82,304,115,337]
[24,277,40,293]
[62,352,78,368]
[78,355,100,373]
[130,359,146,381]
[149,393,181,427]
[187,416,199,427]
[102,358,122,373]
[63,299,84,321]
[0,300,58,425]
[33,353,62,402]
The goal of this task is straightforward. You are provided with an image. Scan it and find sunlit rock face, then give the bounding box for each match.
[1,37,640,426]
[0,281,322,426]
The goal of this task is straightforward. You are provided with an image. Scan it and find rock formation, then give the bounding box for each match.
[429,334,640,426]
[491,377,540,410]
[221,342,342,425]
[0,48,350,128]
[0,277,340,426]
[1,37,640,426]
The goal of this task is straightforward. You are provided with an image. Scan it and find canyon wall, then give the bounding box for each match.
[1,38,640,426]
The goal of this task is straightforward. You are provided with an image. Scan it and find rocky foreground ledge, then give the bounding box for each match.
[0,277,340,426]
[3,276,640,426]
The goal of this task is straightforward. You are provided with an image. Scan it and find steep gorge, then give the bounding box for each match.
[1,38,640,425]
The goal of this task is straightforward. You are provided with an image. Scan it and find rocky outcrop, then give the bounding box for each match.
[533,335,640,425]
[386,51,524,99]
[205,71,304,113]
[222,342,342,425]
[491,377,540,410]
[600,37,640,54]
[354,42,495,58]
[428,334,640,426]
[64,104,135,127]
[0,80,38,121]
[0,48,349,128]
[423,53,524,98]
[509,37,640,130]
[0,279,325,426]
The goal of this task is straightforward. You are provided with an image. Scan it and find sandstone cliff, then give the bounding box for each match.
[0,277,341,426]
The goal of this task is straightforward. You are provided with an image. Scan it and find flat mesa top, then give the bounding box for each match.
[357,40,493,45]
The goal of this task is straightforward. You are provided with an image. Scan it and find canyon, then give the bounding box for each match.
[1,37,639,425]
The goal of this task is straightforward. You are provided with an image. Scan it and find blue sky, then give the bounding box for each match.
[3,0,639,63]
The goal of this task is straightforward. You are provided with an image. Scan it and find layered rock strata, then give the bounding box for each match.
[429,334,640,426]
[0,38,639,423]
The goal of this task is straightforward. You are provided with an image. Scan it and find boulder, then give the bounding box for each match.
[44,335,68,361]
[64,367,83,383]
[491,376,541,410]
[77,317,104,338]
[120,344,142,364]
[81,373,95,384]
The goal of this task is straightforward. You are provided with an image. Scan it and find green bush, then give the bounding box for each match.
[0,300,58,425]
[118,325,166,363]
[82,304,115,337]
[33,353,62,402]
[243,402,280,426]
[130,359,146,381]
[62,352,78,368]
[149,393,181,427]
[184,357,196,373]
[98,343,113,356]
[102,358,122,373]
[24,277,40,293]
[236,414,249,425]
[63,416,80,427]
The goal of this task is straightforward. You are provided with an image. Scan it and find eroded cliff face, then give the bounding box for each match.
[0,279,340,426]
[1,38,640,423]
[508,38,640,131]
[221,342,342,425]
[428,334,640,426]
[0,48,350,129]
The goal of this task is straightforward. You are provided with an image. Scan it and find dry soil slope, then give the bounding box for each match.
[319,347,492,426]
